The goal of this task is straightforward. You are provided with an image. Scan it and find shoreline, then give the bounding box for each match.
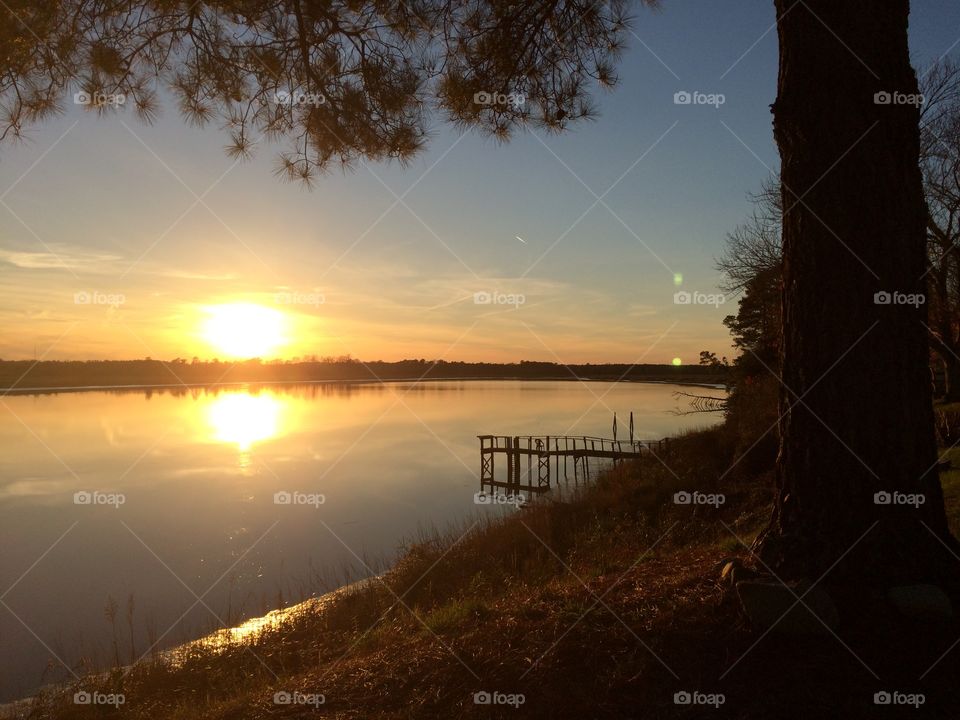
[162,577,375,663]
[0,376,729,397]
[0,580,374,715]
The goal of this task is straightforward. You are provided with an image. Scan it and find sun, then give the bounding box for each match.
[202,303,286,358]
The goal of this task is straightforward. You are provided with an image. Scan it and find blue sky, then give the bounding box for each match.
[0,0,958,363]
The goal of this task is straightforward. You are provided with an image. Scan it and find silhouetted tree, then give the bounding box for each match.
[716,262,782,474]
[721,61,960,404]
[698,350,726,368]
[716,174,782,295]
[756,1,960,585]
[715,174,783,469]
[724,267,780,369]
[0,0,642,182]
[921,60,960,400]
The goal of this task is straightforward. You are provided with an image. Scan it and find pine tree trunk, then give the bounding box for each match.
[944,353,960,403]
[757,0,958,587]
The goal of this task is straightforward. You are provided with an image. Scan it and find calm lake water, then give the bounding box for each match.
[0,380,721,701]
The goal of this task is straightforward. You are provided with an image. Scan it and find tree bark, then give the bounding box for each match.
[946,354,960,403]
[931,335,960,402]
[757,0,959,587]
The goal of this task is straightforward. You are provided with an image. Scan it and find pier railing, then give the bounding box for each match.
[478,434,671,493]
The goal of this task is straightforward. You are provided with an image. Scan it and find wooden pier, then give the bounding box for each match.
[478,434,672,494]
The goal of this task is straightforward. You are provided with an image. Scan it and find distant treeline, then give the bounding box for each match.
[0,358,728,393]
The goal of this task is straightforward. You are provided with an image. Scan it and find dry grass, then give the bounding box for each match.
[17,426,960,718]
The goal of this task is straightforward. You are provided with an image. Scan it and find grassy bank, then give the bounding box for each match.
[17,425,960,719]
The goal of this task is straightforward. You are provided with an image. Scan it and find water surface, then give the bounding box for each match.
[0,380,721,701]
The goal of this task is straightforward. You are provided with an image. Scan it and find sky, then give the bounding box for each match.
[1,1,959,365]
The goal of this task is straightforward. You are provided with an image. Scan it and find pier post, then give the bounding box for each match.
[527,437,532,485]
[478,433,653,488]
[513,436,521,487]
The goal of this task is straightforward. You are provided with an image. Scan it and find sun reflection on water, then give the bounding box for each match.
[207,393,284,466]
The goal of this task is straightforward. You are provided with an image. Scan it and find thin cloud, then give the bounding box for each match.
[153,269,240,281]
[0,246,123,271]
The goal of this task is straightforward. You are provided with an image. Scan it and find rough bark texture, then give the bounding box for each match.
[947,357,960,402]
[757,0,958,587]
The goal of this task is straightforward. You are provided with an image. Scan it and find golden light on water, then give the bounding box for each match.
[202,303,286,358]
[207,393,283,452]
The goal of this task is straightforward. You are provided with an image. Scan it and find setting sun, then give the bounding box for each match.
[201,303,286,359]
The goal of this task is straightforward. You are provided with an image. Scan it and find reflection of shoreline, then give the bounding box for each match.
[1,376,729,397]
